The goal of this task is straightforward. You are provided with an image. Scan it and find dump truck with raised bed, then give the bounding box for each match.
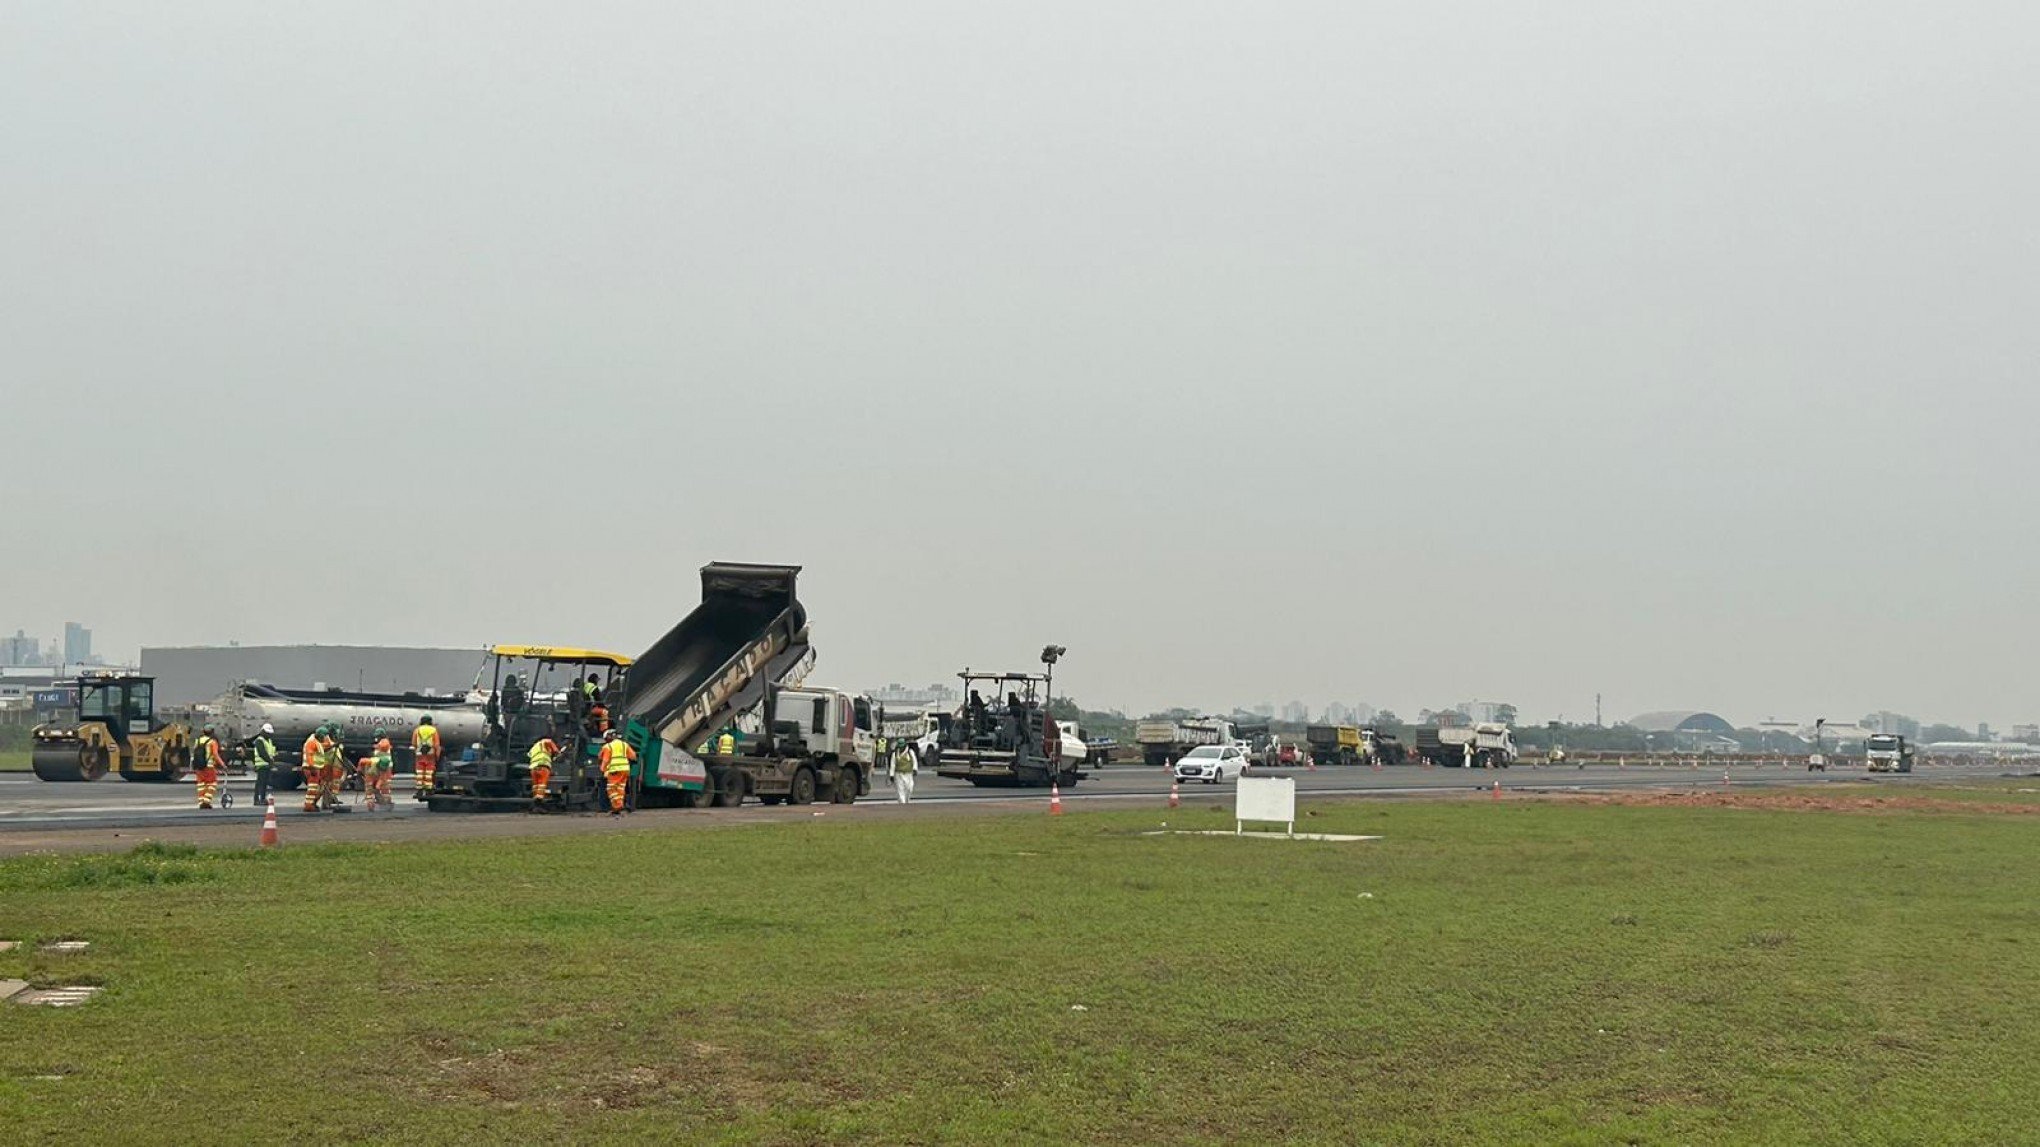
[618,562,823,808]
[31,673,192,783]
[673,683,876,807]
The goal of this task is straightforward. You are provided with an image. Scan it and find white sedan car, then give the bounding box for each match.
[1173,745,1249,784]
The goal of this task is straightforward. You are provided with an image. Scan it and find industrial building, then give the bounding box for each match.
[139,645,487,707]
[1627,710,1741,752]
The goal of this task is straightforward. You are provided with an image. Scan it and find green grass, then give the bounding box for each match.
[2,798,2038,1144]
[0,749,29,772]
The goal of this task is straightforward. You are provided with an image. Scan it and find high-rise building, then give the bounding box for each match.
[1280,700,1308,724]
[1,630,40,667]
[63,622,92,665]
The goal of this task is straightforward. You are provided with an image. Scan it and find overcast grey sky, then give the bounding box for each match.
[4,2,2035,728]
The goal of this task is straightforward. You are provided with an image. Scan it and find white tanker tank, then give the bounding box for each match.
[213,681,489,790]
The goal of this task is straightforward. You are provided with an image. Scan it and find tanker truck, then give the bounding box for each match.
[212,681,489,790]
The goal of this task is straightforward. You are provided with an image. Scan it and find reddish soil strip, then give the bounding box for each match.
[1563,791,2040,815]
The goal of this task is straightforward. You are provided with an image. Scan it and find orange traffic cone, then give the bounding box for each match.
[1491,778,1501,802]
[1168,779,1180,809]
[1049,783,1063,816]
[259,797,279,849]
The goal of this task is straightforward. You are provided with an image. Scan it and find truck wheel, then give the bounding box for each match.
[832,767,859,803]
[788,767,816,807]
[710,767,743,808]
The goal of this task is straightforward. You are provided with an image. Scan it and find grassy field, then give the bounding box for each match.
[2,796,2037,1144]
[0,749,29,772]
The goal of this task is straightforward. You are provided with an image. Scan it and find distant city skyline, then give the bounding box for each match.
[0,620,98,668]
[8,611,2030,738]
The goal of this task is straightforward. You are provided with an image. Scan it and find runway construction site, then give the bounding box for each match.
[5,566,2038,1141]
[4,757,2039,1143]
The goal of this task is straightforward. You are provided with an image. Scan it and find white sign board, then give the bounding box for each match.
[1236,775,1296,836]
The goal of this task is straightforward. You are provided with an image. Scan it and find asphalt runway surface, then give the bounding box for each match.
[0,758,2024,837]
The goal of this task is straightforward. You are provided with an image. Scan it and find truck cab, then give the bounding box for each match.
[1865,734,1914,773]
[766,686,878,768]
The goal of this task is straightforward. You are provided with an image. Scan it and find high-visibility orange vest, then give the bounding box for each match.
[599,741,635,774]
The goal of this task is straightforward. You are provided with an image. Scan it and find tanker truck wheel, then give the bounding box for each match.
[33,742,108,782]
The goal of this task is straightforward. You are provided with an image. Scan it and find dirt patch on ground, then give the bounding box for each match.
[1565,791,2040,815]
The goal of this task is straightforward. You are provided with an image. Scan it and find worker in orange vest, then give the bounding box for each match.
[314,726,344,810]
[301,726,329,812]
[193,725,225,808]
[527,734,561,809]
[411,716,441,798]
[598,730,637,817]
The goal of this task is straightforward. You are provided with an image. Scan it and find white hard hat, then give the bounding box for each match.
[261,723,275,735]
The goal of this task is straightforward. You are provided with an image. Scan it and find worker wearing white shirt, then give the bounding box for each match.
[889,742,918,804]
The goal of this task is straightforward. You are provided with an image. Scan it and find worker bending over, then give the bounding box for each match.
[411,716,440,798]
[360,729,394,810]
[598,730,637,817]
[527,734,561,809]
[194,724,225,809]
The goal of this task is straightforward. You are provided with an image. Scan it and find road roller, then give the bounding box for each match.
[31,673,192,783]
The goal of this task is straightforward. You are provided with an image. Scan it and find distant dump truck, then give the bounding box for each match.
[1306,724,1365,766]
[1135,717,1235,767]
[1415,722,1517,768]
[1865,733,1915,773]
[1364,729,1408,765]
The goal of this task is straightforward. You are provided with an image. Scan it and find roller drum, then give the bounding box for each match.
[31,737,110,782]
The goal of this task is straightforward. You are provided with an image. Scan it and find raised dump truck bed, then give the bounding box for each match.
[622,562,815,807]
